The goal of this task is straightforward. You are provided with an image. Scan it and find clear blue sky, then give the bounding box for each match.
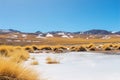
[0,0,119,32]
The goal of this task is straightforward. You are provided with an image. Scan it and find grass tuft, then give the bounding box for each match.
[46,57,60,64]
[31,60,39,65]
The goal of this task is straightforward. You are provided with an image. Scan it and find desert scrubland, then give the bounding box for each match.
[0,33,120,80]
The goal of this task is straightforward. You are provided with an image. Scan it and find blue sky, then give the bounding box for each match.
[0,0,119,32]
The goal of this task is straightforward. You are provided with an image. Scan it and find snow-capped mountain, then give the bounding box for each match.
[0,29,120,35]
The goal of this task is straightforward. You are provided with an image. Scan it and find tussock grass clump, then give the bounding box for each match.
[53,48,63,53]
[31,60,39,65]
[0,45,30,63]
[69,46,87,52]
[52,45,68,53]
[0,46,11,57]
[52,45,67,50]
[69,46,77,51]
[14,46,23,50]
[104,47,112,51]
[46,57,60,64]
[31,45,39,51]
[31,56,36,60]
[113,44,119,49]
[0,57,39,80]
[102,44,112,51]
[77,46,87,51]
[10,49,29,63]
[88,47,96,51]
[118,46,120,50]
[40,47,52,50]
[113,44,120,50]
[86,43,95,48]
[24,46,34,53]
[86,43,97,51]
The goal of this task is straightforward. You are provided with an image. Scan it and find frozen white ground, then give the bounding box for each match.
[25,52,120,80]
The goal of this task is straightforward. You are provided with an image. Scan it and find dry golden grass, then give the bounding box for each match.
[31,60,39,65]
[86,44,97,51]
[88,47,96,51]
[69,46,77,51]
[40,47,52,50]
[0,45,13,57]
[24,46,34,53]
[0,43,119,57]
[69,45,87,52]
[86,43,95,48]
[46,57,60,64]
[31,45,39,51]
[39,43,120,52]
[0,57,39,80]
[113,44,120,50]
[77,46,87,51]
[102,44,112,51]
[0,45,30,63]
[10,49,29,63]
[38,45,52,51]
[31,56,36,60]
[52,45,67,51]
[41,37,120,45]
[14,46,23,50]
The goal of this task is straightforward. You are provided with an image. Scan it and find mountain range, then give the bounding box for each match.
[0,29,120,35]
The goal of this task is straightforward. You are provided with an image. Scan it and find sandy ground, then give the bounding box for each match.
[24,52,120,80]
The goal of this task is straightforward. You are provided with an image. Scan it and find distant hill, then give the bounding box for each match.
[0,29,21,33]
[115,31,120,34]
[83,29,112,35]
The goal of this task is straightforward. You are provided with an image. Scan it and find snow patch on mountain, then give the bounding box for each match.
[22,34,27,38]
[46,33,54,37]
[36,34,45,38]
